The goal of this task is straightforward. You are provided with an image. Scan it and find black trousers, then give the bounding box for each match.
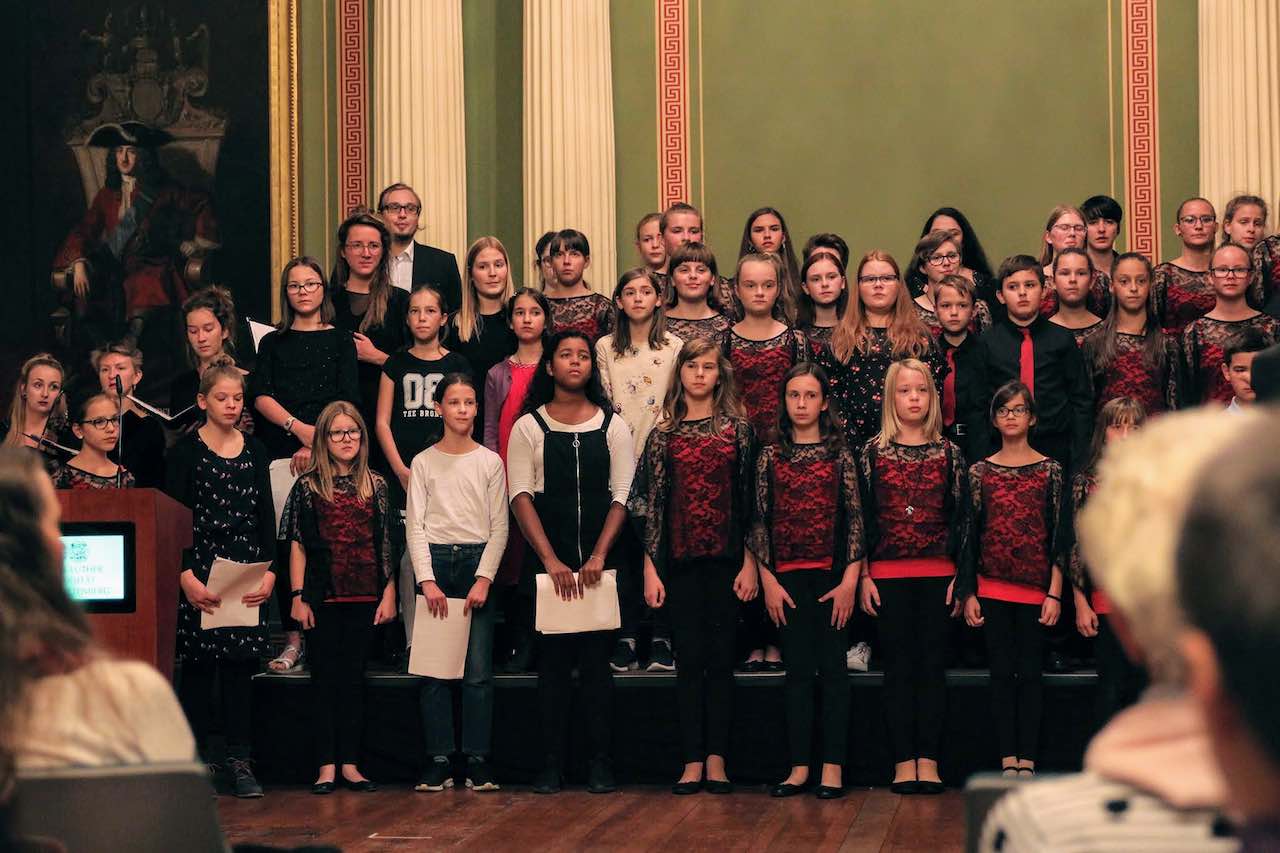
[776,569,850,765]
[618,526,671,644]
[537,630,614,764]
[306,600,375,766]
[179,657,258,757]
[981,597,1045,761]
[1095,614,1147,726]
[877,576,952,763]
[668,558,738,762]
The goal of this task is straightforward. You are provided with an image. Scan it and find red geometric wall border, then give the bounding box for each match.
[656,0,690,210]
[1123,0,1161,260]
[338,0,368,217]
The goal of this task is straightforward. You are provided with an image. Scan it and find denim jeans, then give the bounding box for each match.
[419,543,496,758]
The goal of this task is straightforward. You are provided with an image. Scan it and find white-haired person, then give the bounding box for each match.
[979,409,1254,852]
[1178,415,1280,850]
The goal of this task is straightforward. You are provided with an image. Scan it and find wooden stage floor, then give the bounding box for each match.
[219,785,965,851]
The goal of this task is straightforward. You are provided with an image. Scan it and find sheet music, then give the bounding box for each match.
[200,558,272,629]
[408,598,472,679]
[535,569,621,634]
[126,394,196,423]
[248,319,276,352]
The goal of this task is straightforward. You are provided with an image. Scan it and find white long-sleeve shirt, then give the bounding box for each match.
[405,444,508,583]
[506,406,635,504]
[595,332,683,461]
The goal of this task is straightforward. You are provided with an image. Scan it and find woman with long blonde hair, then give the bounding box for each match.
[2,354,70,472]
[447,237,517,441]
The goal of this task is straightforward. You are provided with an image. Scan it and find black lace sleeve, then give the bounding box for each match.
[956,462,985,600]
[1046,460,1068,573]
[735,419,760,566]
[1067,470,1094,591]
[372,472,394,587]
[1180,323,1202,406]
[856,440,880,557]
[746,444,776,572]
[944,439,972,573]
[626,427,671,574]
[1164,335,1183,411]
[791,328,811,364]
[837,444,866,566]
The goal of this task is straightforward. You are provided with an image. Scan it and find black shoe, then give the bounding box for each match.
[915,780,945,795]
[465,756,500,792]
[671,778,702,795]
[533,764,562,794]
[647,639,676,672]
[815,785,845,799]
[341,776,378,792]
[740,659,765,673]
[415,759,454,792]
[311,780,336,795]
[770,782,807,798]
[889,780,920,795]
[610,638,639,672]
[704,778,733,795]
[587,757,617,794]
[227,757,263,798]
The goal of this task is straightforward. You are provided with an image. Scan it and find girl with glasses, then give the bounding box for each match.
[280,401,396,795]
[960,380,1067,779]
[1181,242,1280,405]
[907,230,992,337]
[54,394,134,489]
[92,339,166,489]
[917,207,997,309]
[1154,197,1219,336]
[1039,205,1087,283]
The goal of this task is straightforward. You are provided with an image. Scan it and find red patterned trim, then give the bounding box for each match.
[1123,0,1160,259]
[656,0,690,209]
[338,0,368,216]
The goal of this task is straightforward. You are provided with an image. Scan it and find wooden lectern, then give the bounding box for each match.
[57,488,191,679]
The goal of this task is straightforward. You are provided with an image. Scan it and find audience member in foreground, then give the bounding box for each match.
[1178,415,1280,850]
[980,408,1252,852]
[0,448,193,787]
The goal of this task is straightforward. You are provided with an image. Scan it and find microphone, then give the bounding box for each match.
[114,375,125,488]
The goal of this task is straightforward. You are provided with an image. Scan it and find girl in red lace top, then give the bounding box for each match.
[961,381,1066,777]
[628,337,758,795]
[749,363,863,799]
[1154,197,1219,336]
[1068,397,1148,726]
[1047,249,1104,348]
[1182,242,1280,406]
[856,359,970,794]
[1084,253,1182,416]
[663,242,734,346]
[543,229,614,345]
[797,252,848,354]
[281,401,396,793]
[54,394,134,490]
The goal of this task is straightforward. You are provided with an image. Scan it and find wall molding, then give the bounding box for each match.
[1123,0,1161,260]
[268,0,300,321]
[337,0,368,218]
[656,0,690,209]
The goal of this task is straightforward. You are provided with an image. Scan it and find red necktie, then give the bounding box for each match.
[942,347,957,426]
[1019,326,1035,397]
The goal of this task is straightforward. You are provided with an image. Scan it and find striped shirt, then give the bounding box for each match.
[980,771,1237,852]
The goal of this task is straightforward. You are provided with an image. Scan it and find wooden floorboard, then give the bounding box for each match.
[219,786,966,852]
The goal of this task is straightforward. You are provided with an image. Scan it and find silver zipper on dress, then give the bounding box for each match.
[573,434,583,565]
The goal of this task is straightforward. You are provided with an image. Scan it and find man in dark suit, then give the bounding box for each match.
[377,182,463,313]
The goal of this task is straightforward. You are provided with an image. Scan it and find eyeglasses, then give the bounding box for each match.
[1179,215,1217,226]
[379,203,420,215]
[1052,224,1086,234]
[858,274,898,285]
[927,251,961,267]
[344,241,383,254]
[996,405,1030,418]
[327,427,362,441]
[1210,266,1252,278]
[81,416,120,430]
[286,280,323,294]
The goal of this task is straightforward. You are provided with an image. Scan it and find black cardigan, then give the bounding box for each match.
[163,431,277,576]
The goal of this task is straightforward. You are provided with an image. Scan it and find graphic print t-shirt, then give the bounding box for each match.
[381,349,473,463]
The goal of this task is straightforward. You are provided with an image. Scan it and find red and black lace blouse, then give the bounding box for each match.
[1062,320,1105,349]
[800,323,835,356]
[1181,313,1280,405]
[960,458,1066,599]
[547,292,615,345]
[725,326,808,444]
[914,298,993,338]
[816,328,948,451]
[1153,263,1214,337]
[52,464,136,490]
[627,416,757,574]
[1253,235,1280,312]
[1040,270,1112,319]
[858,439,970,565]
[1087,331,1181,415]
[280,472,394,603]
[666,313,732,346]
[747,441,864,575]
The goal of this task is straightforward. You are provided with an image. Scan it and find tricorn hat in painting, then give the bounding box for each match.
[87,121,173,149]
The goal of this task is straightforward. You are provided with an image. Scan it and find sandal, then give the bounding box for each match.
[268,644,303,672]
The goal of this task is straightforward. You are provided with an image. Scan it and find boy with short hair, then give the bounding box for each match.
[934,274,986,464]
[1221,327,1270,413]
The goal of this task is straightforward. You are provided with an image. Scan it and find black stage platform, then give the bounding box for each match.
[251,668,1098,788]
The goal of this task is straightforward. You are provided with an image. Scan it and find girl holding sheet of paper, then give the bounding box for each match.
[164,361,277,798]
[403,373,508,793]
[279,401,396,795]
[628,336,759,796]
[506,329,635,795]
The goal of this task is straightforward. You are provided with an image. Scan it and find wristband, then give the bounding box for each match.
[1045,593,1061,602]
[283,416,296,434]
[291,589,304,598]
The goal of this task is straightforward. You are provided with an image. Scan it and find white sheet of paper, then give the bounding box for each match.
[535,569,620,634]
[268,458,297,535]
[200,558,271,629]
[248,319,276,352]
[408,598,471,679]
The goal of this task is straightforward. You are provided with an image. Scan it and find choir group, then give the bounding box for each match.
[8,184,1279,801]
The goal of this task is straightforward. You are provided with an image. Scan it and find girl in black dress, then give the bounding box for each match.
[165,361,277,797]
[54,393,134,489]
[2,354,71,473]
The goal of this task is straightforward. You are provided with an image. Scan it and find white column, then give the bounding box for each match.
[372,0,467,265]
[523,0,618,292]
[1199,0,1280,214]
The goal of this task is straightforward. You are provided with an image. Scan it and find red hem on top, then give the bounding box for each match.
[869,556,956,580]
[1091,589,1111,615]
[777,558,832,573]
[978,576,1045,606]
